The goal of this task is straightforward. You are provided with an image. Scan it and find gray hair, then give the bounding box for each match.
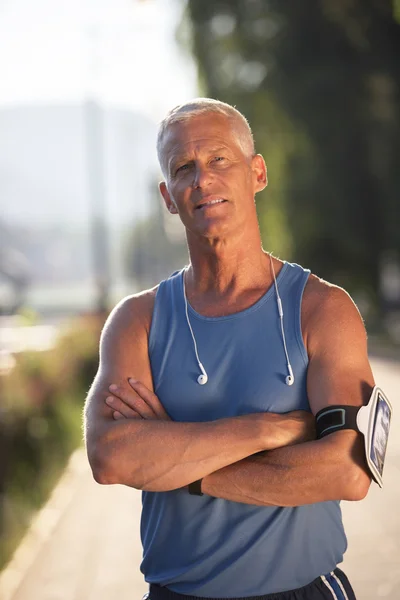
[157,98,255,176]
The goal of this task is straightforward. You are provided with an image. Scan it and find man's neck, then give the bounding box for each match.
[185,231,273,298]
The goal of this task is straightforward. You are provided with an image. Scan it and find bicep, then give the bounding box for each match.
[306,286,375,417]
[83,293,154,449]
[304,286,374,496]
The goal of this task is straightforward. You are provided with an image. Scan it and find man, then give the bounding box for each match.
[84,98,374,600]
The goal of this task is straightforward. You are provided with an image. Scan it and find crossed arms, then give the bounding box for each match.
[83,280,373,507]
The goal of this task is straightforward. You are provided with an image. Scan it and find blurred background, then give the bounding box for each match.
[0,0,399,597]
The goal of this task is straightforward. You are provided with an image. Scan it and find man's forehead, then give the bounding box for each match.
[162,115,241,157]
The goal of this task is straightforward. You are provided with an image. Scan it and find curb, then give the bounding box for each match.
[0,447,87,600]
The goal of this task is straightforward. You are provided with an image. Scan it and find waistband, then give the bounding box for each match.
[148,568,346,600]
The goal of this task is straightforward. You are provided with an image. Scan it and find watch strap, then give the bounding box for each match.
[188,478,203,496]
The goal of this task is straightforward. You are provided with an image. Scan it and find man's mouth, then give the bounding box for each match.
[196,198,227,210]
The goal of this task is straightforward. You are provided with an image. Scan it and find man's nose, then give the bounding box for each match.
[192,163,212,189]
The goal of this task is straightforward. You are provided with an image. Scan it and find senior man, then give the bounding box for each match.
[84,98,374,600]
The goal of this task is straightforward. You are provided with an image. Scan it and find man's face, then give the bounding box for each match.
[159,113,266,239]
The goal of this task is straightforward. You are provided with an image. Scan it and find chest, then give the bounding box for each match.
[150,312,310,422]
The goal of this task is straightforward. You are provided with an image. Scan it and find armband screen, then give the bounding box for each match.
[369,393,391,478]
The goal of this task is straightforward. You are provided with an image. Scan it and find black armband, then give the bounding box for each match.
[315,387,392,489]
[315,405,359,438]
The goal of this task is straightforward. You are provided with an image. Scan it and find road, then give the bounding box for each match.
[0,356,398,600]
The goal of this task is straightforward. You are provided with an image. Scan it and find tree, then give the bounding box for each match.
[185,0,400,323]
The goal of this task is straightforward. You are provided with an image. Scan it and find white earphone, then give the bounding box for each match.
[197,363,208,385]
[183,275,209,385]
[183,255,295,386]
[270,255,295,386]
[286,364,294,386]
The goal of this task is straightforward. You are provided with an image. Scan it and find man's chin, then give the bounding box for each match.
[186,216,240,241]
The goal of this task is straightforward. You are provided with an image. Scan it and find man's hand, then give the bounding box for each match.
[274,410,316,448]
[105,379,171,421]
[105,381,315,449]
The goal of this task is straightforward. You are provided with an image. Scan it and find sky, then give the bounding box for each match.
[0,0,199,229]
[0,0,199,295]
[0,0,198,120]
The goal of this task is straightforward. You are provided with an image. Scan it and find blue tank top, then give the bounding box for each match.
[142,261,347,596]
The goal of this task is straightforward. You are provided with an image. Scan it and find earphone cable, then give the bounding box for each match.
[183,268,204,369]
[270,254,293,375]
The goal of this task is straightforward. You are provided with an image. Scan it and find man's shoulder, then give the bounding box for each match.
[302,273,366,354]
[102,284,160,342]
[105,268,184,338]
[120,284,159,311]
[303,273,357,314]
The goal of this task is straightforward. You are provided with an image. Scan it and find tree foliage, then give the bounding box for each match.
[185,0,400,319]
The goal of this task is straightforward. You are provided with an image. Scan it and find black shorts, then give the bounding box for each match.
[144,567,356,600]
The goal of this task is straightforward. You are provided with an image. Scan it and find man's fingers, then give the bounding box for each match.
[105,381,171,421]
[112,410,143,421]
[128,379,171,420]
[107,385,157,419]
[106,395,141,419]
[113,410,125,420]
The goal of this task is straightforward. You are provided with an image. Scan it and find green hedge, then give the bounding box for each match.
[0,316,103,571]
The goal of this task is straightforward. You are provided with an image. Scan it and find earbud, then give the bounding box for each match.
[197,363,208,385]
[286,363,294,386]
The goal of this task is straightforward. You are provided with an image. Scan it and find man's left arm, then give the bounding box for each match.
[201,282,374,506]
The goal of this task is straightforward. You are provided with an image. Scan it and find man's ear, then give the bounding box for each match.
[252,154,268,194]
[159,181,178,214]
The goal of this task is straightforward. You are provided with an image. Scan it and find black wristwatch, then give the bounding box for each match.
[188,478,203,496]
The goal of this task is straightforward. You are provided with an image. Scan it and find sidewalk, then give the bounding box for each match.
[0,449,147,600]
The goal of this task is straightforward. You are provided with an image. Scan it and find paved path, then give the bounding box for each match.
[341,356,400,599]
[0,356,398,600]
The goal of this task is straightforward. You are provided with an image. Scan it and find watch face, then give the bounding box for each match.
[369,394,391,477]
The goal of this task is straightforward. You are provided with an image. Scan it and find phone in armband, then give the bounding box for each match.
[358,387,392,488]
[315,386,392,488]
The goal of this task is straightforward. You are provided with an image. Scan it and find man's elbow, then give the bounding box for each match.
[89,457,142,488]
[90,459,114,485]
[86,446,112,485]
[86,438,124,486]
[344,465,371,501]
[87,444,145,489]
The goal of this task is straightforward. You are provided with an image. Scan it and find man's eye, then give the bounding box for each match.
[213,156,225,163]
[176,164,190,173]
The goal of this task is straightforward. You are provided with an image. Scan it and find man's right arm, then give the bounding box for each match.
[83,290,314,492]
